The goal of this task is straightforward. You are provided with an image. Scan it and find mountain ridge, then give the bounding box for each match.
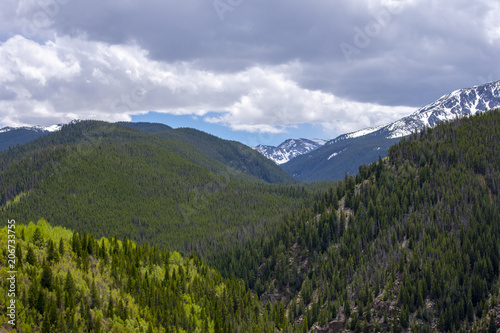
[282,80,500,181]
[337,80,500,142]
[253,138,327,165]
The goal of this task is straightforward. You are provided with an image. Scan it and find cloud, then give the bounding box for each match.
[0,0,499,136]
[0,34,413,135]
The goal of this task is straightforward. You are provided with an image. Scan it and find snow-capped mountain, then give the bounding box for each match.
[282,80,500,181]
[0,124,63,134]
[335,80,500,143]
[254,138,327,164]
[0,121,83,151]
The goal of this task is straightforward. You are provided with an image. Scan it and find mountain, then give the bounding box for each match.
[254,138,327,164]
[341,79,500,140]
[282,80,500,181]
[117,123,296,183]
[1,109,499,332]
[222,109,500,332]
[1,119,294,184]
[0,124,63,151]
[0,120,309,257]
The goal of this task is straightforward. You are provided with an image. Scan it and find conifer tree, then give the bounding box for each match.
[16,242,23,269]
[32,227,44,247]
[41,260,53,290]
[41,311,51,333]
[26,245,36,265]
[107,294,114,318]
[47,239,60,263]
[59,237,65,256]
[35,288,46,314]
[90,279,100,309]
[64,271,76,310]
[488,313,497,333]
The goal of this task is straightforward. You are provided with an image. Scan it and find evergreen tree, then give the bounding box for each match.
[26,245,36,265]
[32,227,44,247]
[488,313,497,333]
[40,261,53,290]
[64,271,76,310]
[90,279,100,309]
[16,242,23,269]
[107,294,114,318]
[59,237,65,256]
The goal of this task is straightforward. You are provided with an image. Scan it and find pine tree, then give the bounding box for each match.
[41,311,51,333]
[107,293,114,318]
[15,242,23,269]
[301,315,308,333]
[26,245,37,265]
[32,227,44,247]
[48,295,58,328]
[95,313,103,333]
[47,239,60,263]
[90,279,100,309]
[64,271,76,310]
[488,313,497,333]
[41,261,53,290]
[59,237,65,256]
[35,288,46,314]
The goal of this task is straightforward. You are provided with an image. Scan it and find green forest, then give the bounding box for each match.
[0,121,321,257]
[1,110,500,332]
[0,220,294,332]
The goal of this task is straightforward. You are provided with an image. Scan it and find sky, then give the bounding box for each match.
[0,0,499,146]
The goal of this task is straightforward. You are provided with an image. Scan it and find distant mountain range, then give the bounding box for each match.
[253,138,327,164]
[281,80,500,181]
[0,123,64,151]
[2,80,499,182]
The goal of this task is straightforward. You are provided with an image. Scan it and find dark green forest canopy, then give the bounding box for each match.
[1,110,499,332]
[218,110,500,332]
[0,120,319,259]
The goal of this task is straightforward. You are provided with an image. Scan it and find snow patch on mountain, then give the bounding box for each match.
[327,148,347,160]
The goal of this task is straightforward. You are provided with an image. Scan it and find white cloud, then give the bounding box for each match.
[0,34,415,135]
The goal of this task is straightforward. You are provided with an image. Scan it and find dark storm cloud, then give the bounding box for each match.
[40,0,498,105]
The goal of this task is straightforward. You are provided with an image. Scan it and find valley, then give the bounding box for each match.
[0,92,499,332]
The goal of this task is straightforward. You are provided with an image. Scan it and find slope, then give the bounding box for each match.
[0,128,50,151]
[148,126,296,183]
[283,80,500,181]
[0,220,293,332]
[282,132,400,181]
[0,121,313,257]
[220,109,500,332]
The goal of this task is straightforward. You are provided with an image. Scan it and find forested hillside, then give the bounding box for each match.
[119,122,296,184]
[1,110,499,332]
[214,110,500,331]
[0,121,316,258]
[0,220,294,332]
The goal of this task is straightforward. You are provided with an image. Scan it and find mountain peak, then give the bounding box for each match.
[336,80,500,143]
[0,120,86,134]
[254,138,327,164]
[282,80,500,181]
